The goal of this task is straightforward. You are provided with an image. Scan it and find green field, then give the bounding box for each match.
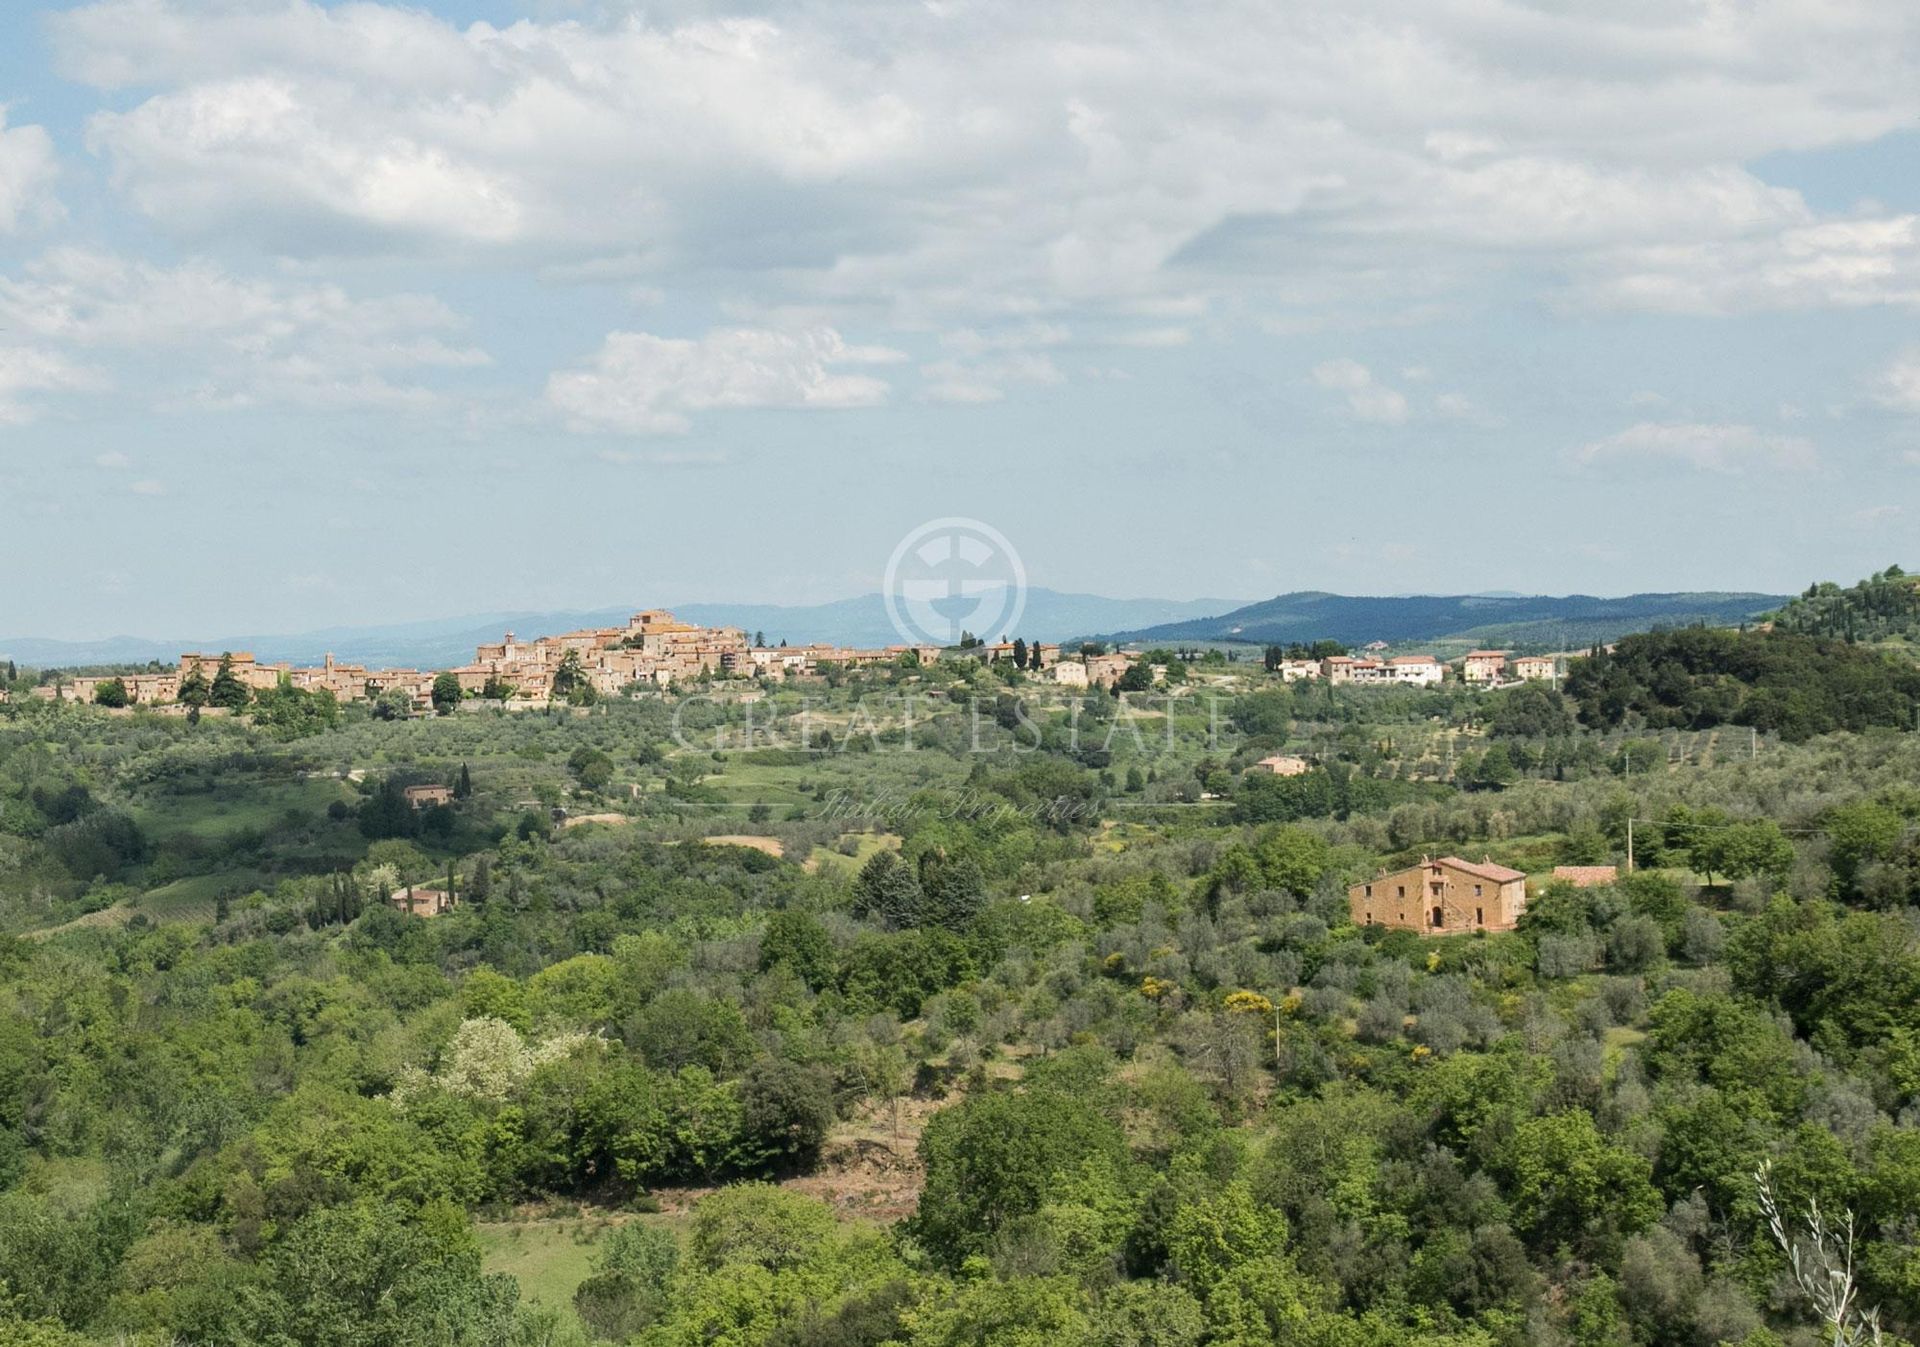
[807,830,902,875]
[478,1217,610,1309]
[128,776,356,842]
[476,1209,686,1322]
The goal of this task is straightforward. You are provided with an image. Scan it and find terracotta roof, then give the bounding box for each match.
[1389,655,1439,665]
[1552,865,1619,887]
[1439,856,1527,883]
[1463,650,1509,659]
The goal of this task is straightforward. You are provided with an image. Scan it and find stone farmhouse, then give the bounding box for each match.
[971,641,1062,668]
[1348,855,1529,934]
[388,885,456,918]
[66,672,180,705]
[1083,651,1143,687]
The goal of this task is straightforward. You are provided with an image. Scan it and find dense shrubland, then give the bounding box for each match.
[4,635,1920,1345]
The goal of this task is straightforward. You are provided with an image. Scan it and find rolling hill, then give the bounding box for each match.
[1097,590,1789,651]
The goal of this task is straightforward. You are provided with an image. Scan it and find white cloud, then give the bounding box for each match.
[94,450,131,468]
[1312,358,1408,425]
[940,324,1071,357]
[0,112,59,233]
[1572,215,1920,314]
[1572,421,1818,473]
[1872,347,1920,412]
[46,0,1920,325]
[547,326,899,434]
[1108,326,1191,349]
[920,351,1065,404]
[1430,389,1504,428]
[0,347,96,423]
[129,478,165,496]
[0,248,487,412]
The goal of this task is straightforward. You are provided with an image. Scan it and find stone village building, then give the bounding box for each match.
[1348,855,1529,934]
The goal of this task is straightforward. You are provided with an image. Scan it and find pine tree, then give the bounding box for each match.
[852,850,925,928]
[917,849,985,930]
[455,763,473,799]
[208,653,250,709]
[178,663,210,709]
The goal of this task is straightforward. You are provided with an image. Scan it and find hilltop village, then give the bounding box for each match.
[19,608,1570,713]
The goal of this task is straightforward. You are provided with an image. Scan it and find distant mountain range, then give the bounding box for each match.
[0,590,1244,671]
[1096,591,1790,651]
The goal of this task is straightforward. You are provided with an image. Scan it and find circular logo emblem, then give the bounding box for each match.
[883,517,1028,648]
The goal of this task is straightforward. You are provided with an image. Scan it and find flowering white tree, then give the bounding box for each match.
[391,1017,601,1109]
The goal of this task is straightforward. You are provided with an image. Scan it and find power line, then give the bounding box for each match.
[1626,816,1828,836]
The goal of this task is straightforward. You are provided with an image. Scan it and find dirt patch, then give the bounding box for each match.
[559,813,633,830]
[782,1136,923,1222]
[646,1096,940,1223]
[701,834,785,858]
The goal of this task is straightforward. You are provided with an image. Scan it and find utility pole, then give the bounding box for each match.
[1751,726,1758,760]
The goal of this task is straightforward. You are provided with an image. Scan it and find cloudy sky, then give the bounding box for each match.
[3,0,1920,637]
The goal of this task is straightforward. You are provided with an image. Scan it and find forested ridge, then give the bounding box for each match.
[4,615,1920,1346]
[1770,567,1920,646]
[1564,626,1920,741]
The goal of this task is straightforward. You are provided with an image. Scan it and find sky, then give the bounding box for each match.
[3,0,1920,639]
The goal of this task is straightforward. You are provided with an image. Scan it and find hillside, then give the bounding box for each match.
[8,635,1920,1345]
[1564,624,1920,741]
[1768,565,1920,647]
[1099,589,1786,650]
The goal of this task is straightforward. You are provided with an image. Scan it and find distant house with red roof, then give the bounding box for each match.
[1385,654,1444,685]
[1348,855,1529,934]
[1461,650,1509,684]
[1510,655,1558,682]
